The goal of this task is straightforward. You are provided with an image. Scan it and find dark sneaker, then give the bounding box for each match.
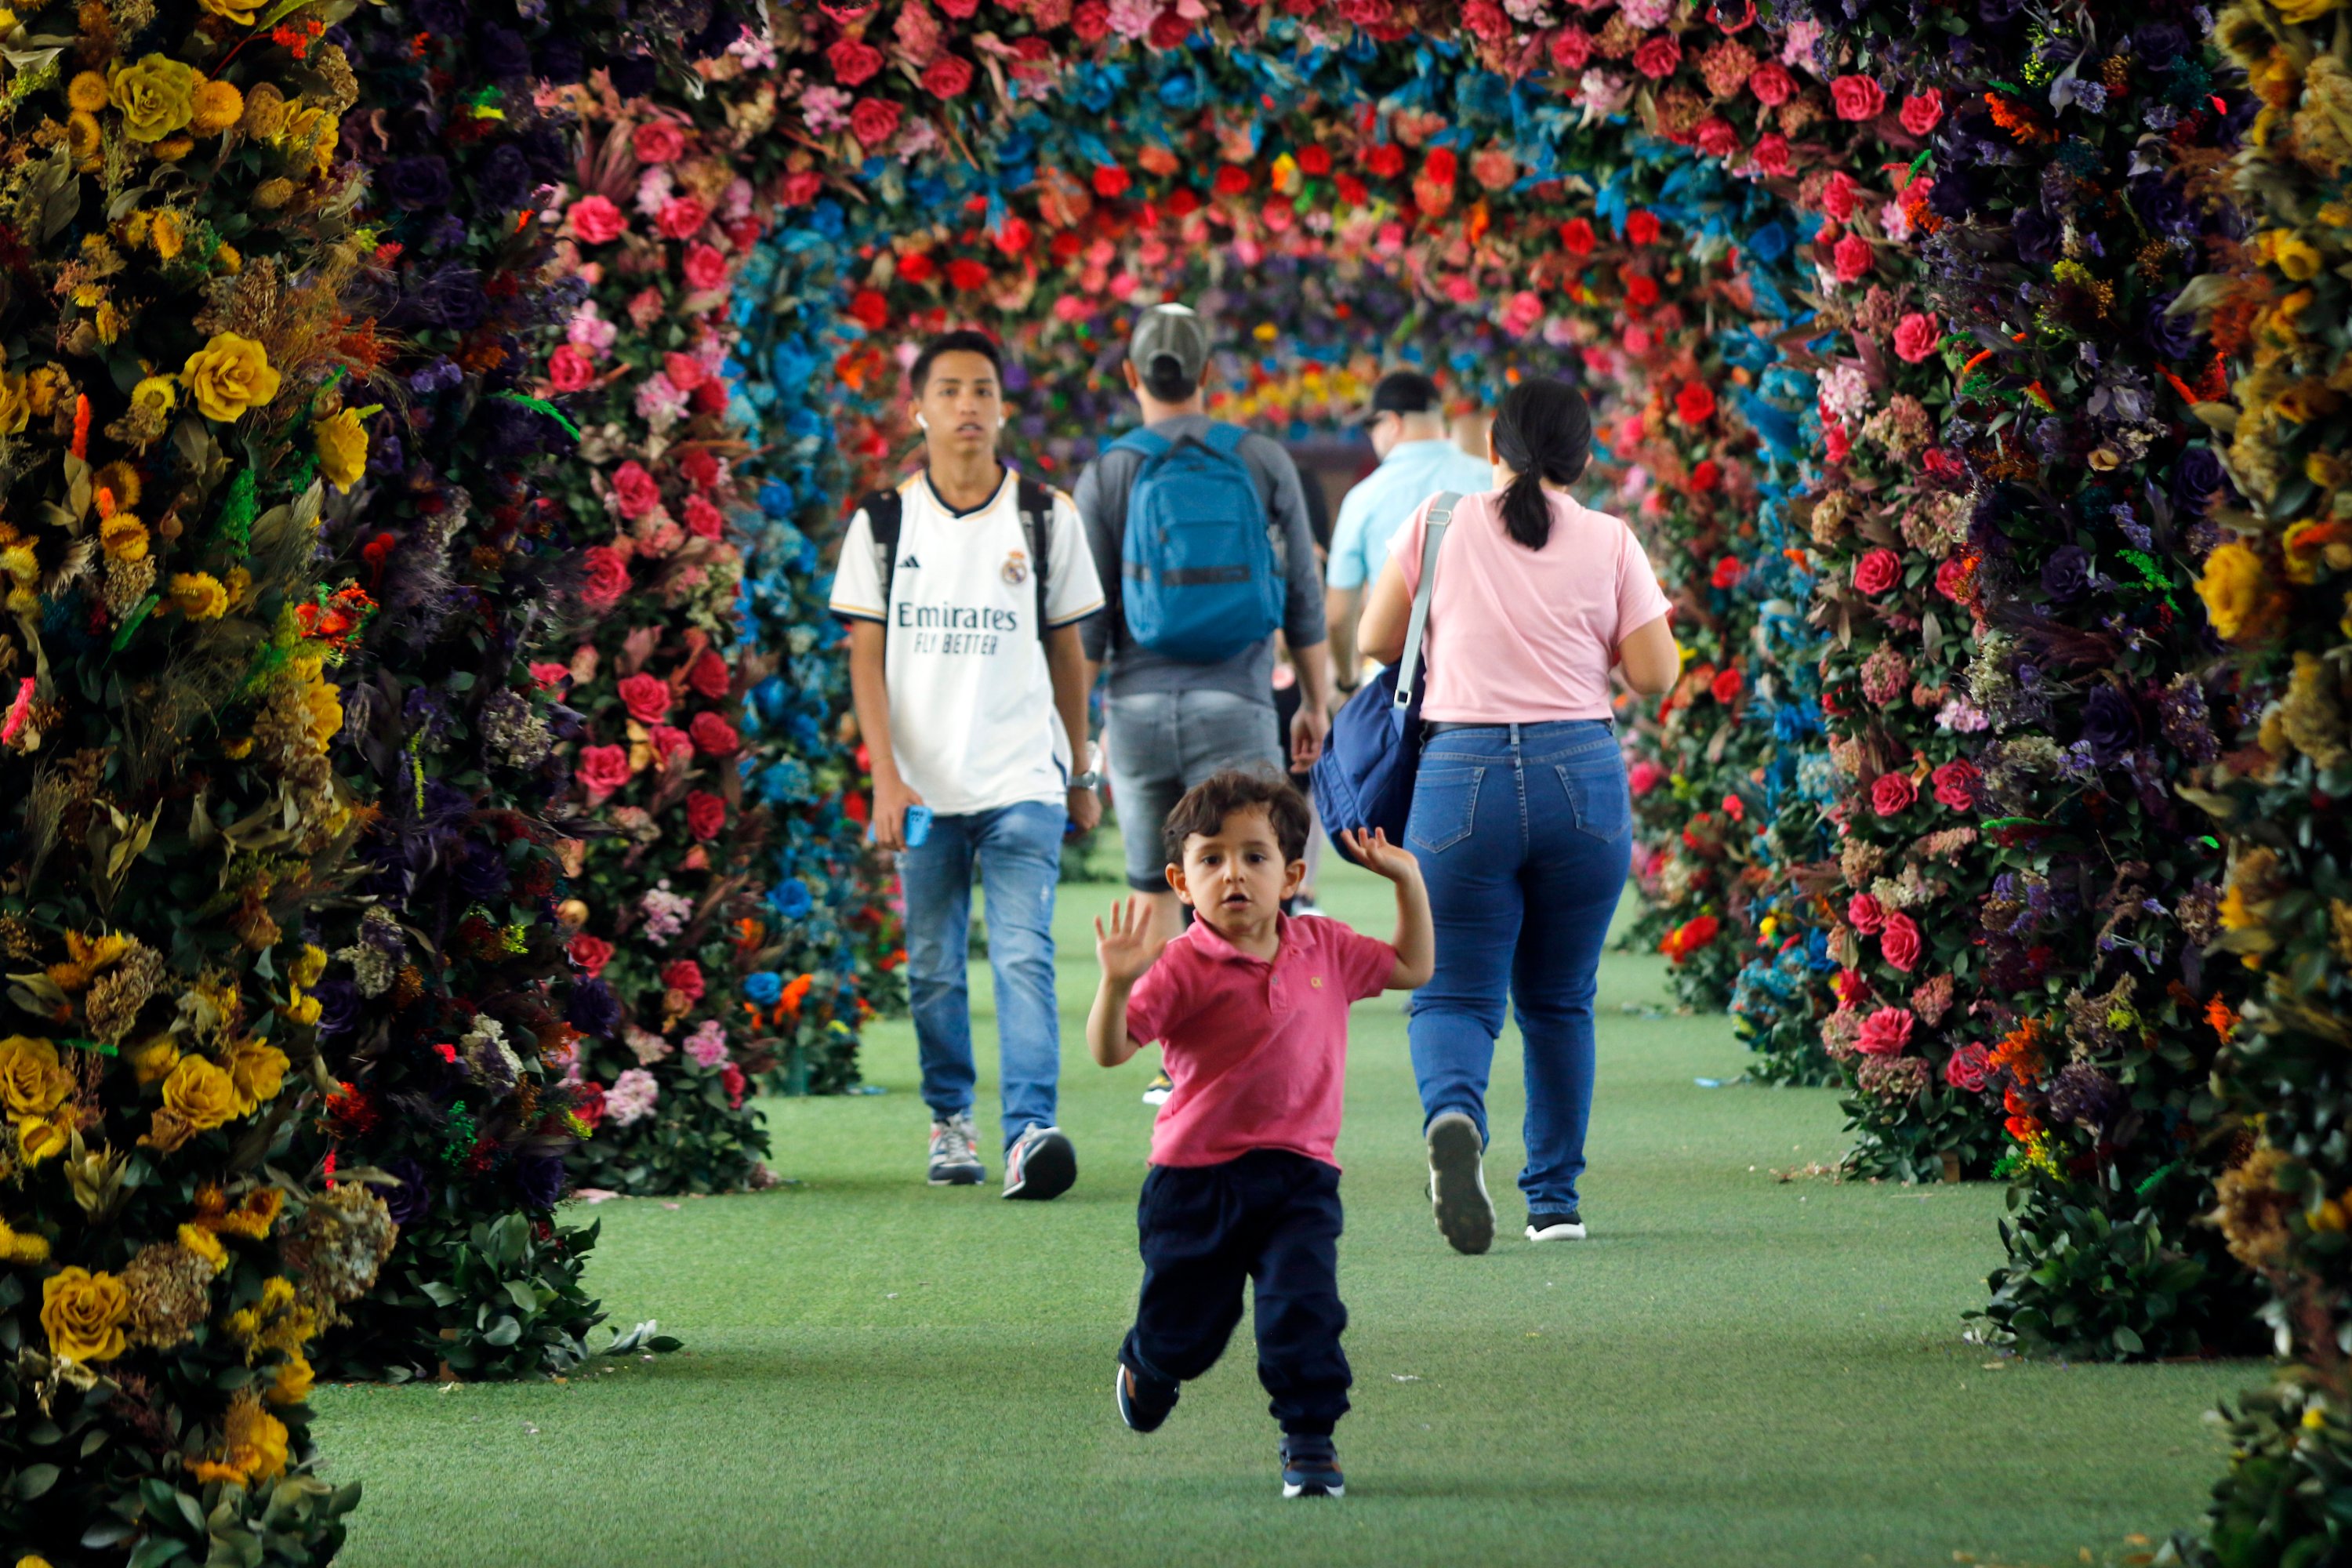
[927,1113,983,1186]
[1279,1437,1345,1499]
[1002,1125,1076,1201]
[1526,1209,1586,1242]
[1425,1111,1493,1255]
[1115,1362,1179,1433]
[1141,1070,1174,1106]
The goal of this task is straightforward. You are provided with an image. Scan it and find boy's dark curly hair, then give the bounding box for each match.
[1162,768,1311,866]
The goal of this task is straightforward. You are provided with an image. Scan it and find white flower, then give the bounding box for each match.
[606,1069,660,1127]
[1817,363,1872,423]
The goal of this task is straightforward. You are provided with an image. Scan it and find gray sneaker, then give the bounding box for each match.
[1425,1111,1494,1255]
[927,1112,984,1186]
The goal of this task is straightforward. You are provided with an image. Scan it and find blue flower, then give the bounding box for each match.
[744,971,785,1007]
[771,878,815,920]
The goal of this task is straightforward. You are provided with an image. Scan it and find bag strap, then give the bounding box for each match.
[1393,492,1456,710]
[1202,422,1247,456]
[1017,474,1054,646]
[1109,427,1173,461]
[864,488,905,624]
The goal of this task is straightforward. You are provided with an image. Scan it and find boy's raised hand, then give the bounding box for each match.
[1094,895,1169,985]
[1340,826,1421,884]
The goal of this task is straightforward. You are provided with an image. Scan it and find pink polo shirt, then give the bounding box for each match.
[1125,913,1398,1170]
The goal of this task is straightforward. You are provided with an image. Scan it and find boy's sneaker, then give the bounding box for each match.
[1114,1362,1179,1433]
[1002,1125,1076,1201]
[1526,1209,1587,1241]
[1279,1437,1345,1499]
[927,1113,984,1186]
[1141,1069,1174,1106]
[1425,1111,1494,1255]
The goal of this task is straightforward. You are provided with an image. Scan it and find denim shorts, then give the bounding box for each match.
[1105,688,1285,890]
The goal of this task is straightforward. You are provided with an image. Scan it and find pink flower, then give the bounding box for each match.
[850,96,902,148]
[618,672,673,725]
[612,460,662,520]
[1944,1042,1991,1092]
[648,724,695,768]
[1871,771,1918,818]
[528,662,569,691]
[923,53,975,99]
[1748,60,1795,106]
[580,546,631,610]
[684,494,725,540]
[690,712,739,757]
[1832,232,1874,283]
[577,745,632,802]
[1931,759,1980,811]
[682,242,729,291]
[1900,89,1944,136]
[688,650,731,699]
[1856,1006,1915,1057]
[1893,312,1940,364]
[1633,33,1682,79]
[568,932,614,978]
[662,352,706,392]
[656,195,712,241]
[548,344,597,393]
[1878,912,1922,974]
[633,121,687,164]
[1628,760,1666,797]
[1830,74,1886,122]
[1853,547,1901,596]
[569,196,626,245]
[1846,894,1887,935]
[686,789,726,841]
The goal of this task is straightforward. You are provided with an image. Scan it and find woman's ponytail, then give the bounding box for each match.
[1489,377,1594,551]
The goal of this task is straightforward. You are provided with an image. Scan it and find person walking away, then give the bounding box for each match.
[1356,376,1679,1252]
[1087,771,1432,1498]
[1323,371,1494,698]
[1074,303,1337,1099]
[830,328,1105,1200]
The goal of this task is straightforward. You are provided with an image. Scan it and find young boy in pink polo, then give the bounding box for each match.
[1087,769,1432,1499]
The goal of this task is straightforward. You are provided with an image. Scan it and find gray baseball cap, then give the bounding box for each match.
[1130,303,1209,392]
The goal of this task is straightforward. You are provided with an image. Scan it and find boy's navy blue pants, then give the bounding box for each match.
[1120,1149,1351,1436]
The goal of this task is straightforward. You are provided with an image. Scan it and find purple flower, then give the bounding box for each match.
[2174,447,2225,514]
[2081,684,2142,763]
[411,0,466,34]
[382,155,455,212]
[454,839,510,901]
[313,979,361,1040]
[375,1156,434,1227]
[475,143,534,211]
[477,24,531,80]
[514,1154,566,1211]
[535,36,583,84]
[568,976,622,1037]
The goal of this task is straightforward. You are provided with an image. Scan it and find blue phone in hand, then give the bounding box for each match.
[902,805,933,848]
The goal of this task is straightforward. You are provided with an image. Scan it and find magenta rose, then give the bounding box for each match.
[1856,1005,1915,1057]
[656,195,711,241]
[1853,547,1901,596]
[1846,893,1887,935]
[850,96,903,148]
[1833,231,1874,283]
[632,121,687,164]
[1694,117,1740,158]
[1944,1042,1991,1092]
[549,344,597,393]
[1748,59,1794,106]
[688,650,731,699]
[1871,771,1918,818]
[568,195,625,244]
[828,38,884,86]
[1830,74,1886,122]
[1899,89,1944,136]
[618,672,672,725]
[1931,758,1980,811]
[612,460,662,520]
[923,54,975,99]
[686,789,726,841]
[1878,912,1922,973]
[648,724,694,768]
[1628,759,1665,797]
[577,744,632,802]
[683,494,725,540]
[568,932,613,978]
[580,546,630,610]
[682,242,728,291]
[1893,311,1940,364]
[1632,32,1682,78]
[690,711,740,756]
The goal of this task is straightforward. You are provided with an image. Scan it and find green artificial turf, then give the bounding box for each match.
[314,862,2259,1568]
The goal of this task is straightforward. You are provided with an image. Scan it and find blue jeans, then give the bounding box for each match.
[900,801,1064,1150]
[1403,721,1630,1215]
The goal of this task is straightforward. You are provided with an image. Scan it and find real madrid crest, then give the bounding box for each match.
[1002,549,1030,585]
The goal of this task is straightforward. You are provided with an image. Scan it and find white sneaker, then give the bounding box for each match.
[1141,1070,1173,1106]
[1526,1213,1588,1242]
[1003,1125,1076,1201]
[927,1113,983,1186]
[1425,1112,1493,1255]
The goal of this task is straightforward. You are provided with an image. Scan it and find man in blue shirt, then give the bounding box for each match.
[1323,371,1495,692]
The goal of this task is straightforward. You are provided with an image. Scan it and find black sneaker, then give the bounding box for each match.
[1526,1209,1586,1241]
[1002,1125,1076,1201]
[1279,1437,1345,1499]
[1425,1111,1493,1255]
[1115,1362,1179,1433]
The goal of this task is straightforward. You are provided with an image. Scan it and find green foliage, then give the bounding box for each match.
[319,1214,604,1383]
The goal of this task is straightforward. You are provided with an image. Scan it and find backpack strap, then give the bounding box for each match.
[861,488,905,629]
[1202,421,1248,456]
[1016,474,1054,646]
[1393,492,1457,710]
[1109,427,1174,462]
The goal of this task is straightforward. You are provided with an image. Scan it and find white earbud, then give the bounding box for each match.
[917,413,929,429]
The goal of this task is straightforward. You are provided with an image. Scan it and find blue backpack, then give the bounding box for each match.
[1110,423,1285,662]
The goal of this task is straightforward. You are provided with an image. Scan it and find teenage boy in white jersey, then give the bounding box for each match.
[830,330,1106,1200]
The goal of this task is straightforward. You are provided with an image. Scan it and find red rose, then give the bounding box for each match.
[573,1081,607,1129]
[781,171,825,208]
[849,96,902,148]
[720,1062,747,1108]
[633,121,686,164]
[690,712,739,756]
[1748,60,1794,106]
[1931,759,1979,811]
[684,494,724,540]
[1750,133,1792,177]
[1633,32,1682,79]
[1214,164,1252,196]
[1551,26,1593,71]
[1821,171,1858,222]
[1856,1005,1915,1056]
[1675,381,1717,425]
[1846,893,1887,934]
[1091,164,1131,198]
[661,959,706,1003]
[528,662,569,691]
[1146,7,1189,48]
[946,258,989,292]
[568,195,626,245]
[1422,147,1457,187]
[1559,216,1596,256]
[656,195,711,241]
[1830,74,1886,122]
[691,380,726,416]
[682,242,729,291]
[1627,209,1661,246]
[1072,0,1109,40]
[1334,174,1367,207]
[1833,969,1868,1008]
[1871,771,1918,818]
[1692,459,1722,494]
[1824,423,1852,463]
[577,744,632,801]
[899,250,937,284]
[580,546,630,609]
[847,289,887,331]
[992,216,1033,256]
[618,672,672,725]
[1878,912,1922,974]
[1935,557,1974,604]
[612,460,662,520]
[924,54,975,99]
[829,38,885,87]
[1298,145,1332,176]
[1624,273,1659,310]
[568,932,613,978]
[1853,546,1901,596]
[1365,143,1406,179]
[679,448,720,491]
[937,0,978,14]
[648,724,694,768]
[1833,232,1874,283]
[1900,89,1944,136]
[1710,666,1743,704]
[662,351,706,392]
[1694,117,1740,158]
[549,344,597,393]
[1710,554,1741,589]
[684,652,730,700]
[686,789,727,842]
[1944,1043,1991,1092]
[1893,311,1940,364]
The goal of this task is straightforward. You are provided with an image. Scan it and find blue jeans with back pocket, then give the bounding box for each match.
[1403,720,1630,1216]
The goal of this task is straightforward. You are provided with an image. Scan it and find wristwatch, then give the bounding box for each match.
[1070,770,1102,791]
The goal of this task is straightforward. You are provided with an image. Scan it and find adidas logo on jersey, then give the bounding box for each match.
[899,554,920,568]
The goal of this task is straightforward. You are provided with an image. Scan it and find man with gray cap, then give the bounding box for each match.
[1076,303,1334,962]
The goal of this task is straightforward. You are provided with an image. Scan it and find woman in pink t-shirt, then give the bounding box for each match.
[1356,376,1679,1254]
